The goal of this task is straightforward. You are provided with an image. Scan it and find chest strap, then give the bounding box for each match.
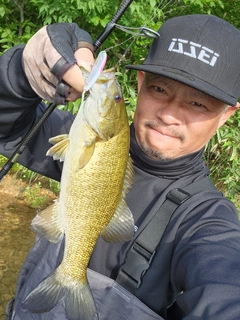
[116,177,219,293]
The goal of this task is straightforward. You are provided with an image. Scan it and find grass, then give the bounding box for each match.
[0,156,60,209]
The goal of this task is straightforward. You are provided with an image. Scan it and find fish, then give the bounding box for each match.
[22,68,135,320]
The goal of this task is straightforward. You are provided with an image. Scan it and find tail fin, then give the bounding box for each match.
[22,270,98,320]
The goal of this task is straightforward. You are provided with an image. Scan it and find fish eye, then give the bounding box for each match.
[114,93,122,103]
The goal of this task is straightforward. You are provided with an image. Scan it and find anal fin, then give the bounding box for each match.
[31,200,64,243]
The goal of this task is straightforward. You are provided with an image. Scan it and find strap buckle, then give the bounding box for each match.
[117,243,155,292]
[166,188,191,205]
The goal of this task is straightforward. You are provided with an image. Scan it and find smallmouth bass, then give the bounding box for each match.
[22,69,134,320]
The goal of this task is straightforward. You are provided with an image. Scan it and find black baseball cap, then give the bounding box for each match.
[126,14,240,106]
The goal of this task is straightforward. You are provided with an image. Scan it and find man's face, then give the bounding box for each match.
[134,72,236,160]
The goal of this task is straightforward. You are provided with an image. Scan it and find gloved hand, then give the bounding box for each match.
[23,23,95,104]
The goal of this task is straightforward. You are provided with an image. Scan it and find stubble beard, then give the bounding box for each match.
[138,141,172,161]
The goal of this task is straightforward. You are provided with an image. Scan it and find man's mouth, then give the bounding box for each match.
[145,122,185,141]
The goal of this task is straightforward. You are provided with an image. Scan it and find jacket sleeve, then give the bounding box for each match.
[171,198,240,319]
[0,45,74,181]
[0,45,42,140]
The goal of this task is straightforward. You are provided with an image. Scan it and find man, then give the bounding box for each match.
[1,14,240,320]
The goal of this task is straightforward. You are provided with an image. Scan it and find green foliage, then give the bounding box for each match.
[23,182,47,209]
[0,0,224,54]
[210,0,240,28]
[0,0,40,51]
[204,111,240,204]
[0,155,60,195]
[14,162,60,195]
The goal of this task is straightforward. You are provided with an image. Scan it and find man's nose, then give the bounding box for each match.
[156,99,183,125]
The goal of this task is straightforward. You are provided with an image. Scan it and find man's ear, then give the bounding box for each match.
[137,71,145,93]
[217,103,239,129]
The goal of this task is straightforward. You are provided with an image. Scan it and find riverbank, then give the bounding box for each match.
[0,174,56,319]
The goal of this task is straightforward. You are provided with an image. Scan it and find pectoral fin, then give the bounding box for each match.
[47,134,69,162]
[31,200,64,243]
[78,140,95,169]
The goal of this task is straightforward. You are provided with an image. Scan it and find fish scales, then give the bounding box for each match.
[60,128,130,281]
[22,69,134,320]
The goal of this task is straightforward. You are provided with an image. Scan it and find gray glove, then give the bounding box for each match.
[23,23,94,104]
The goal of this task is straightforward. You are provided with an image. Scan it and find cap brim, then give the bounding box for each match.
[126,64,236,106]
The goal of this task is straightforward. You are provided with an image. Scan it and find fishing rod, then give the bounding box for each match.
[0,0,134,181]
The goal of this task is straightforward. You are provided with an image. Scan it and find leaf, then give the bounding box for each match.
[0,7,6,17]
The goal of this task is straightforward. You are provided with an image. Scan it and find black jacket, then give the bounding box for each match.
[1,45,240,319]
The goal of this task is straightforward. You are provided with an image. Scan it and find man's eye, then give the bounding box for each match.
[191,101,207,109]
[153,86,165,93]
